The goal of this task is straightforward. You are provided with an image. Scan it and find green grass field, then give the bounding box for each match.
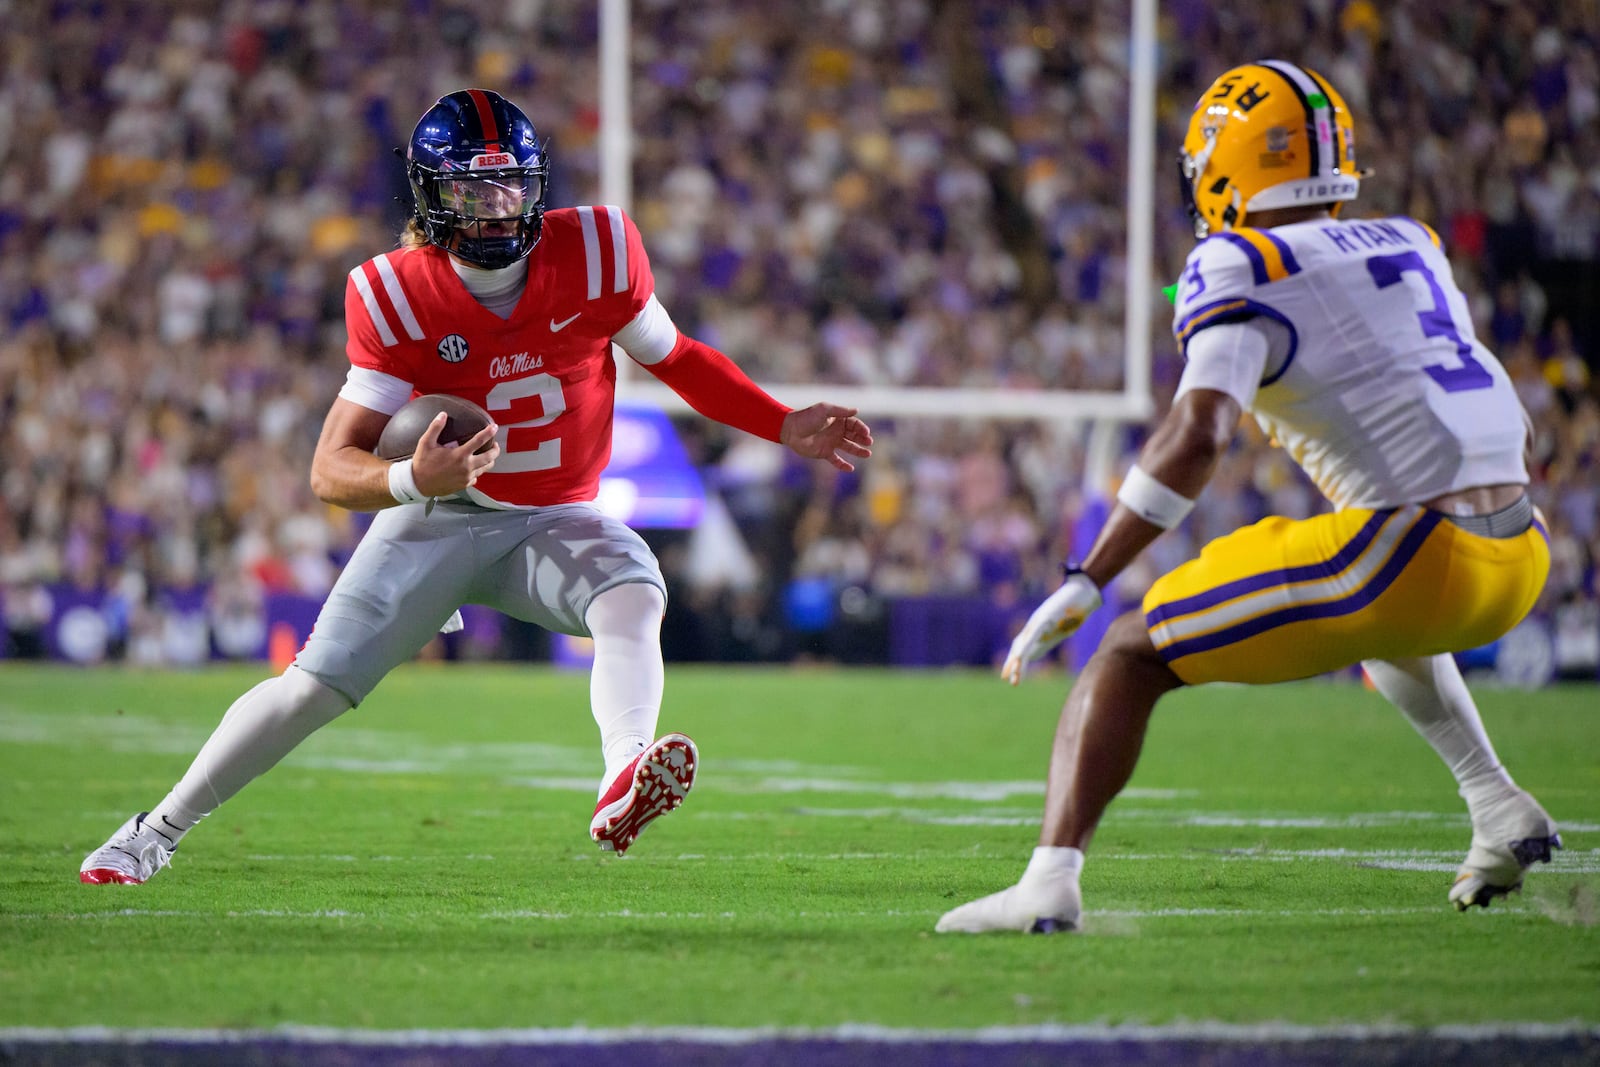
[1,662,1596,1031]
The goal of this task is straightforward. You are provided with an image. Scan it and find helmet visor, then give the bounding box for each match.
[436,173,543,220]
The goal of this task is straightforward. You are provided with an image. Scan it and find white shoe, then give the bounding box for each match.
[935,879,1081,934]
[1450,788,1562,911]
[79,812,176,885]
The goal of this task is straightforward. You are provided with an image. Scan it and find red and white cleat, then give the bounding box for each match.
[590,733,698,854]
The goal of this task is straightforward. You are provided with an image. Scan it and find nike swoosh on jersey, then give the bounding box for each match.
[550,313,582,332]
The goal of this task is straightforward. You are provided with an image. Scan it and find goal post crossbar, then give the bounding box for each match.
[617,379,1154,423]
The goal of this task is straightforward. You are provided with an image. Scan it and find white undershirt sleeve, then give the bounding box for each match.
[1174,318,1287,411]
[338,367,416,416]
[612,293,680,367]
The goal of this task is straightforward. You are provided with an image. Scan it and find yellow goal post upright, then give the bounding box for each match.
[601,0,1161,498]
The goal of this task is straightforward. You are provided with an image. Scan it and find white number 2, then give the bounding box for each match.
[484,374,566,472]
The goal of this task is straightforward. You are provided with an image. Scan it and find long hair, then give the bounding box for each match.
[399,217,429,250]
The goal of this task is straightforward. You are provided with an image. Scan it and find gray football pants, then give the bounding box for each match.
[294,499,666,705]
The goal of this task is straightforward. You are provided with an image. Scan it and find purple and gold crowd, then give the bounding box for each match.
[2,1,1596,676]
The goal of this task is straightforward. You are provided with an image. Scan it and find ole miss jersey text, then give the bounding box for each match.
[344,205,650,508]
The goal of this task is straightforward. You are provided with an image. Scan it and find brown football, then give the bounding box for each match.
[374,394,495,460]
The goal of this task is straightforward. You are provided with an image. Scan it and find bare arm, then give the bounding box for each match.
[998,387,1240,684]
[1078,388,1240,587]
[309,397,499,511]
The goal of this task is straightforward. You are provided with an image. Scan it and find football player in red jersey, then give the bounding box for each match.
[80,89,873,885]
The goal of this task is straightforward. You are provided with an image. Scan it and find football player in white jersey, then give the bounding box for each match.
[937,61,1560,934]
[79,90,872,885]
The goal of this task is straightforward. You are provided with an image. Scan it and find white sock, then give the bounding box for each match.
[600,734,651,791]
[1363,655,1516,816]
[143,798,205,848]
[152,667,352,836]
[1019,846,1085,928]
[585,583,666,794]
[1021,845,1084,891]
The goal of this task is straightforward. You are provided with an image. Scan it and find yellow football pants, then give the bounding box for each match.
[1143,505,1549,686]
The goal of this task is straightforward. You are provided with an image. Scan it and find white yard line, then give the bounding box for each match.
[201,847,1600,874]
[702,807,1600,833]
[2,904,1524,923]
[515,777,1194,801]
[14,709,1586,836]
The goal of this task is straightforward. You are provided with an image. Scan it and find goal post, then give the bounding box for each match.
[603,0,1159,429]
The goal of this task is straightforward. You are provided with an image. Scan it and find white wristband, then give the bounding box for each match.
[387,459,427,505]
[1116,465,1194,529]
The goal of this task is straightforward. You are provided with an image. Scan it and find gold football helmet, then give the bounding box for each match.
[1179,60,1362,238]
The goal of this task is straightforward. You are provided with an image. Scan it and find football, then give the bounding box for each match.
[374,394,495,461]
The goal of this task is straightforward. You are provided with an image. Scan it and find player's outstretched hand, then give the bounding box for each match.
[1001,570,1103,685]
[411,413,500,497]
[780,403,873,472]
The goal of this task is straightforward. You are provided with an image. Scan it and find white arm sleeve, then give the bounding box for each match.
[612,293,680,366]
[338,367,415,415]
[1173,318,1289,411]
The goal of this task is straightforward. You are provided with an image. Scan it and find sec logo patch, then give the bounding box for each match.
[437,334,470,363]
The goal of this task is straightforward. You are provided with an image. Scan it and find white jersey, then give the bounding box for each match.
[1170,216,1528,510]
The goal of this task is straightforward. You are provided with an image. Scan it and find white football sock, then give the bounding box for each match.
[585,582,666,793]
[1019,845,1085,915]
[1363,655,1516,816]
[148,666,352,842]
[1022,844,1085,885]
[143,800,204,849]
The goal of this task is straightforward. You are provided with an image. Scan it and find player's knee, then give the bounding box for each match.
[1100,610,1153,656]
[1099,611,1180,683]
[280,665,355,725]
[586,581,666,636]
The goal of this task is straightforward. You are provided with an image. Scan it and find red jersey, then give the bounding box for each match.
[344,206,652,507]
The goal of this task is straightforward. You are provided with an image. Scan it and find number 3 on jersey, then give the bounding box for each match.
[485,374,566,472]
[1365,251,1493,393]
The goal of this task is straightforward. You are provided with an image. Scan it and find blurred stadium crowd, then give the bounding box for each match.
[2,0,1597,679]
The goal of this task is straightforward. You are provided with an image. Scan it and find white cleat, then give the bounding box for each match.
[79,812,176,885]
[1450,788,1562,911]
[935,880,1081,934]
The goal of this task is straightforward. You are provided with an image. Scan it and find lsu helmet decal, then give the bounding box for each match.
[1179,60,1363,238]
